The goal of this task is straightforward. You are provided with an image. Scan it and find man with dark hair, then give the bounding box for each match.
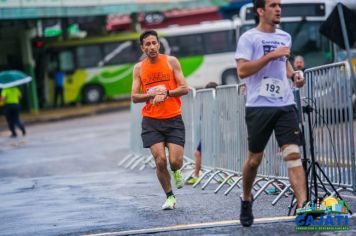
[253,0,265,25]
[131,30,189,210]
[235,0,307,227]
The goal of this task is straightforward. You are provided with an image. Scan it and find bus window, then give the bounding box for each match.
[47,53,58,76]
[59,50,75,72]
[240,25,254,35]
[281,22,331,66]
[168,34,204,57]
[76,45,102,68]
[158,38,167,54]
[102,41,140,65]
[282,3,326,17]
[203,30,235,54]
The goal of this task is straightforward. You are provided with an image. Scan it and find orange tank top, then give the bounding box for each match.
[140,54,181,119]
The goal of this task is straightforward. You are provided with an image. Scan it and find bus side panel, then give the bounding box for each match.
[181,53,236,88]
[64,70,88,103]
[178,56,204,78]
[90,64,134,99]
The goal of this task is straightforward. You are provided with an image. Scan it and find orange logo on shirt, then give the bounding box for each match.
[142,72,170,85]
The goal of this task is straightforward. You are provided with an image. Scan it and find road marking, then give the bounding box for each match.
[83,216,295,236]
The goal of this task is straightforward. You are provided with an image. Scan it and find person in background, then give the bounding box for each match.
[131,30,189,210]
[187,81,218,185]
[293,55,305,71]
[0,86,26,138]
[54,68,65,107]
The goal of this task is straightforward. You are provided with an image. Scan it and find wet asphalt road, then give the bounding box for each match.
[0,110,355,236]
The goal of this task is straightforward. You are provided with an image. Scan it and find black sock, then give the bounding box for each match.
[166,191,174,198]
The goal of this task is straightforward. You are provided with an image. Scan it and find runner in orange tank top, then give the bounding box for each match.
[131,30,189,210]
[140,54,182,119]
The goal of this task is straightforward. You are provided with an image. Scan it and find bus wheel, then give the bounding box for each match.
[82,84,104,104]
[222,69,238,85]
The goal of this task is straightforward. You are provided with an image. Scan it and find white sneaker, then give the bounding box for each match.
[162,195,176,210]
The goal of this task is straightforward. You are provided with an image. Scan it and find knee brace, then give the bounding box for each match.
[283,145,302,168]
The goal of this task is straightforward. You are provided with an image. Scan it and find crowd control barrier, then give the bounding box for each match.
[180,88,197,172]
[302,62,355,193]
[119,102,153,170]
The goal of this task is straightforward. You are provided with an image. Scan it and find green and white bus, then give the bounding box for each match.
[40,20,238,105]
[236,0,337,68]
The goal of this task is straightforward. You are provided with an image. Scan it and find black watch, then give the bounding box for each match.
[166,90,170,97]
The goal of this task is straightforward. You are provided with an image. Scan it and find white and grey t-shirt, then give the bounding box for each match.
[235,28,295,107]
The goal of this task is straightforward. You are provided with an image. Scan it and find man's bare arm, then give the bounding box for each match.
[286,61,294,78]
[168,56,189,96]
[131,63,161,103]
[237,46,291,79]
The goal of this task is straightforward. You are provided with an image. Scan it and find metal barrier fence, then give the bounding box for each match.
[122,61,356,203]
[119,102,153,170]
[198,89,218,168]
[215,85,244,174]
[302,62,356,192]
[181,88,196,161]
[180,88,196,172]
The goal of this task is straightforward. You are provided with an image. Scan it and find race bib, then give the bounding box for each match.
[147,84,166,93]
[259,77,285,98]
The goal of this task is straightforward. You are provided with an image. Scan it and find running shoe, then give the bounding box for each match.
[162,195,176,210]
[172,170,184,189]
[240,195,254,227]
[186,177,198,185]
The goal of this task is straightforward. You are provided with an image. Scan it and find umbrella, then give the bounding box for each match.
[0,70,32,89]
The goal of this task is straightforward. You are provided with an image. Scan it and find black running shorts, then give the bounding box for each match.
[245,105,302,153]
[197,141,201,152]
[141,115,185,148]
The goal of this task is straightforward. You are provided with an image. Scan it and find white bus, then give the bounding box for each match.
[159,20,239,87]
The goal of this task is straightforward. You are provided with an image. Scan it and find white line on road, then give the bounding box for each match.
[83,216,296,236]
